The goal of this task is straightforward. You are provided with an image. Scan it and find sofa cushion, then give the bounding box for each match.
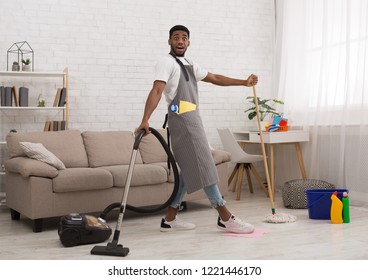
[19,142,66,170]
[5,157,59,178]
[6,130,89,168]
[212,149,231,165]
[99,164,167,187]
[82,131,143,167]
[138,129,168,164]
[151,162,178,183]
[52,168,113,193]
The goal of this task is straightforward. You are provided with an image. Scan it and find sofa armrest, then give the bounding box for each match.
[5,157,59,178]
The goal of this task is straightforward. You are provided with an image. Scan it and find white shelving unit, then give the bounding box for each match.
[0,67,69,206]
[0,67,68,125]
[0,141,6,206]
[0,141,5,167]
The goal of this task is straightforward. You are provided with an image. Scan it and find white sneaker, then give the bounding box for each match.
[217,215,254,234]
[160,216,196,232]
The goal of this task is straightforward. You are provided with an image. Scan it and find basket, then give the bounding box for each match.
[282,179,335,209]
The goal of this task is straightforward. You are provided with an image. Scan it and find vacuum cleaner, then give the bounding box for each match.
[58,213,112,247]
[88,127,179,257]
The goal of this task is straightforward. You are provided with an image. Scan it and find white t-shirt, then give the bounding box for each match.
[154,54,208,104]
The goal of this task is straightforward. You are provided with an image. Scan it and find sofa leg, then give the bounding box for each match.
[32,219,43,233]
[10,209,20,220]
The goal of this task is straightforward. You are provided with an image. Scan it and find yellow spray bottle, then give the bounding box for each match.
[330,191,343,224]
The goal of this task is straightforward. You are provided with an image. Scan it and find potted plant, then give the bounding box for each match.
[245,96,284,131]
[22,58,31,71]
[12,61,20,71]
[245,96,284,121]
[37,94,45,107]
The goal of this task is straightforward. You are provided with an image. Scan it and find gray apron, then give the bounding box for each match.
[168,60,219,194]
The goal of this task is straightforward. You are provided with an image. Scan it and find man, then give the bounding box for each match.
[137,25,258,233]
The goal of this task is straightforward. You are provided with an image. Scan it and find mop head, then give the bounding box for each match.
[264,212,297,223]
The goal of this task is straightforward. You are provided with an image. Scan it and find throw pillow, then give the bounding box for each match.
[19,142,66,170]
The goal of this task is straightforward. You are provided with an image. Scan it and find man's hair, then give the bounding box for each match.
[169,25,190,38]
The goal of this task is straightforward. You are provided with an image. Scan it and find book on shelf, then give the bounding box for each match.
[44,121,51,131]
[44,88,66,130]
[4,87,13,106]
[53,88,62,107]
[11,86,19,107]
[0,86,4,106]
[57,120,66,131]
[19,87,29,107]
[52,121,59,131]
[58,88,66,107]
[1,86,29,107]
[44,120,66,131]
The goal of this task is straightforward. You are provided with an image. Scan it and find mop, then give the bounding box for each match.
[252,85,296,223]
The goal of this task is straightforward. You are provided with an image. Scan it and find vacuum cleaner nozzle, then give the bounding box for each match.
[90,241,129,257]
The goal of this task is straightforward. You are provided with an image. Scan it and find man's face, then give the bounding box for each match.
[168,30,190,57]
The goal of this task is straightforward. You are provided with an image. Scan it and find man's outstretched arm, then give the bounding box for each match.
[202,72,258,87]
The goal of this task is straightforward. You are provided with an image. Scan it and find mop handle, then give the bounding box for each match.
[252,86,275,211]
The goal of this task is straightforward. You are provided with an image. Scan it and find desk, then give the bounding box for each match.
[233,130,309,199]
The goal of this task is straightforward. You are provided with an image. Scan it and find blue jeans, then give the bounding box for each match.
[170,173,226,209]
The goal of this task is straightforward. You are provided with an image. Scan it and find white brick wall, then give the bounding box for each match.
[0,0,275,148]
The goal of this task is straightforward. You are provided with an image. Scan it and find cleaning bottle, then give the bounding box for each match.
[342,191,350,223]
[330,191,343,224]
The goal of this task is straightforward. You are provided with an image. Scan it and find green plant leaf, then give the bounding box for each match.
[248,112,257,120]
[245,95,284,120]
[22,58,31,65]
[273,99,284,104]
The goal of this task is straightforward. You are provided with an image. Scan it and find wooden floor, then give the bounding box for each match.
[0,188,367,260]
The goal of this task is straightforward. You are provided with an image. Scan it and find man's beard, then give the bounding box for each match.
[171,47,186,57]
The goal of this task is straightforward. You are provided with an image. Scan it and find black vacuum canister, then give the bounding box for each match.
[58,213,112,247]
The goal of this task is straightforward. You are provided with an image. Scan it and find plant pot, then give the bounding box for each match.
[249,120,269,132]
[260,121,269,131]
[22,65,31,72]
[12,64,20,71]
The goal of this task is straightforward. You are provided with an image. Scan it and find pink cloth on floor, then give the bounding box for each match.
[222,228,268,238]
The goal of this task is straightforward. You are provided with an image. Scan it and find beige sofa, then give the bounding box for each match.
[4,129,231,232]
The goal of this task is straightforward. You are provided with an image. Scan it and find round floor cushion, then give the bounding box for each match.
[282,179,335,209]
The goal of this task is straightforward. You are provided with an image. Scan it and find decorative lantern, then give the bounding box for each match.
[7,41,34,72]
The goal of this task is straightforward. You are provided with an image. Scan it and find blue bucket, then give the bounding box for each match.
[305,189,348,219]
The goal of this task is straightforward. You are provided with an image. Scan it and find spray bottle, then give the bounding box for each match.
[330,191,343,224]
[342,191,350,223]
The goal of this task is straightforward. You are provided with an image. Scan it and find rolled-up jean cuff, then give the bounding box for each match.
[170,173,226,209]
[203,183,226,208]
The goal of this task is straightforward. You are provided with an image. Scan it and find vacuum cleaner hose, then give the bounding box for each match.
[99,127,179,219]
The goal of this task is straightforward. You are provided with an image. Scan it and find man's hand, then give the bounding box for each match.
[245,74,258,87]
[135,120,150,135]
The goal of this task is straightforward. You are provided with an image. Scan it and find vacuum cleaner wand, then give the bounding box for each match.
[91,130,145,257]
[91,127,179,257]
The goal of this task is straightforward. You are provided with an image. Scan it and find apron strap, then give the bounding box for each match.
[162,113,171,174]
[162,113,168,129]
[169,52,189,82]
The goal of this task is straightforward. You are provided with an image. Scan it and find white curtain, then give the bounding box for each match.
[274,0,368,203]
